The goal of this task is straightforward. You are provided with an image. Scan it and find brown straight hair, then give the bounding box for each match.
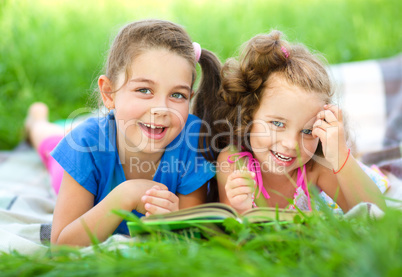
[99,19,221,103]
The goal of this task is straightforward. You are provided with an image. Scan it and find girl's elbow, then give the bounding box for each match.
[50,231,67,246]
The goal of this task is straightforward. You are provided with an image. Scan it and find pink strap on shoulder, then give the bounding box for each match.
[295,165,312,210]
[227,152,270,199]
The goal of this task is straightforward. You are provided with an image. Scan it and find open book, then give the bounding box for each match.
[127,202,305,236]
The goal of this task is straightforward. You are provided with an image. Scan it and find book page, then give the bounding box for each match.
[142,203,240,223]
[242,207,300,223]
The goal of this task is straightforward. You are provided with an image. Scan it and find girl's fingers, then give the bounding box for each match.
[142,194,178,213]
[323,109,338,124]
[226,170,256,205]
[231,194,251,204]
[227,185,254,198]
[227,185,254,207]
[324,104,342,122]
[144,189,178,203]
[146,187,172,196]
[312,127,327,141]
[142,189,179,214]
[313,119,331,131]
[317,109,338,124]
[226,176,255,191]
[228,170,255,181]
[153,184,168,191]
[144,203,171,215]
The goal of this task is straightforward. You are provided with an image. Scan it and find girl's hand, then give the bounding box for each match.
[225,170,256,214]
[312,104,349,171]
[141,185,179,216]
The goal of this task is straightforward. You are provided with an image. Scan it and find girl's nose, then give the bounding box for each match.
[280,132,299,150]
[150,96,169,116]
[151,107,169,116]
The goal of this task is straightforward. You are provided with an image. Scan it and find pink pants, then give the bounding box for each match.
[38,135,64,194]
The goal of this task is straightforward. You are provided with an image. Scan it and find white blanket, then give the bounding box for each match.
[0,144,54,255]
[0,144,136,255]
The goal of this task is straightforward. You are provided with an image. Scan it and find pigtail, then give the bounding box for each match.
[192,49,222,126]
[241,31,289,93]
[190,49,222,203]
[191,49,223,162]
[219,31,289,107]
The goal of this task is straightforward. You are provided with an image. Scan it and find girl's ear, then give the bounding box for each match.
[98,75,115,110]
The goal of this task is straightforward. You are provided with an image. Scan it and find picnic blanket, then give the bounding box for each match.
[0,143,135,256]
[330,53,402,206]
[330,53,402,161]
[0,143,54,255]
[1,54,402,255]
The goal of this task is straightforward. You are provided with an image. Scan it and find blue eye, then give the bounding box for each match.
[171,93,187,99]
[302,129,312,135]
[138,88,151,94]
[272,121,284,128]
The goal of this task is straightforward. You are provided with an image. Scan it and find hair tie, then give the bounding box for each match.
[281,46,289,59]
[192,42,201,63]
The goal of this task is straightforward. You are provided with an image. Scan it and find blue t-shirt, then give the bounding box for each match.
[51,112,215,235]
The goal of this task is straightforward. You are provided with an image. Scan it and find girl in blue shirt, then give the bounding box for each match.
[25,19,221,246]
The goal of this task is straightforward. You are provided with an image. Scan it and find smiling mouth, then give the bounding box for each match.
[140,122,165,133]
[271,151,294,162]
[139,122,167,139]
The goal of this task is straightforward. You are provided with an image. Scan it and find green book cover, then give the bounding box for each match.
[127,203,302,236]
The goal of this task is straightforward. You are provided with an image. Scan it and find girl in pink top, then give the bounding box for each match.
[194,30,387,214]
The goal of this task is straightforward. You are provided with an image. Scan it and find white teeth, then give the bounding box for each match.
[142,123,164,129]
[273,151,292,162]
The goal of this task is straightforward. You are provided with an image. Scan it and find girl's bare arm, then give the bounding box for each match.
[51,171,163,246]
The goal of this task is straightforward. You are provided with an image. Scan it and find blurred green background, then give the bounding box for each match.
[1,0,401,149]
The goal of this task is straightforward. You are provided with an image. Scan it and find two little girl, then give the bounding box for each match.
[26,20,387,246]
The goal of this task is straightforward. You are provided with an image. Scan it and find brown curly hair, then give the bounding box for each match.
[194,30,333,163]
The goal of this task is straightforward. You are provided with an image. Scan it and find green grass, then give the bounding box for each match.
[0,206,401,276]
[0,0,401,149]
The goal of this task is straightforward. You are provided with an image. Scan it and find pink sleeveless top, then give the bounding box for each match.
[227,152,312,211]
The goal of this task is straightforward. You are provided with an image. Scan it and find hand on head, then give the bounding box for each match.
[312,104,349,169]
